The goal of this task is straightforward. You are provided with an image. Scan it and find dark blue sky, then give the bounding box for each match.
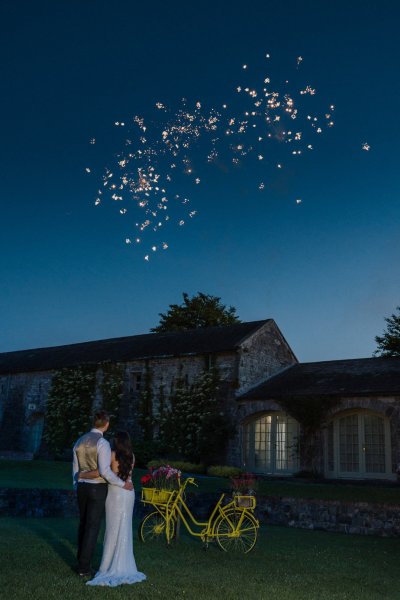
[1,0,399,360]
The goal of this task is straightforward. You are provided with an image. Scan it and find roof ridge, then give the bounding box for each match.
[0,319,270,356]
[0,319,275,374]
[295,356,400,366]
[234,319,272,346]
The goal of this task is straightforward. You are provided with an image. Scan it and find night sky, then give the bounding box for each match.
[1,0,399,361]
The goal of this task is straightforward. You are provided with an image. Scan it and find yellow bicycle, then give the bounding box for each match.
[139,477,259,553]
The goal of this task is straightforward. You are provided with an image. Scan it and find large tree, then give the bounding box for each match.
[375,306,400,357]
[151,292,241,333]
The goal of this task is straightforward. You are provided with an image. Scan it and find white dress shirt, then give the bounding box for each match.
[72,428,125,488]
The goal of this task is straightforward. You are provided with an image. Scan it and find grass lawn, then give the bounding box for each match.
[1,516,399,600]
[1,459,399,504]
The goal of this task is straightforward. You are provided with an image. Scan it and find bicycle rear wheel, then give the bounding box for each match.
[215,510,258,553]
[139,511,175,544]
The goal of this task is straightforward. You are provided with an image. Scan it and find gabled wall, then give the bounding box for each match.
[237,320,297,394]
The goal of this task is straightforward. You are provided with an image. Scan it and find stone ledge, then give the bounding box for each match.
[260,495,400,537]
[0,451,34,460]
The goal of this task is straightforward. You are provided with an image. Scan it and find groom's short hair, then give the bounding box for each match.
[93,410,110,428]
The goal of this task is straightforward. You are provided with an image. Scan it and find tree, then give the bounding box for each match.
[375,306,400,357]
[151,292,241,333]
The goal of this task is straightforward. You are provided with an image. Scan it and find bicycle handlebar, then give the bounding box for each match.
[185,477,198,487]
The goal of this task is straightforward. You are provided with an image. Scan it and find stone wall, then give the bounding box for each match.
[260,495,400,537]
[0,351,244,455]
[1,487,399,537]
[0,488,79,518]
[117,352,239,440]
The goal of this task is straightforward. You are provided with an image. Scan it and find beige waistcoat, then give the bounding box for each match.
[75,431,106,483]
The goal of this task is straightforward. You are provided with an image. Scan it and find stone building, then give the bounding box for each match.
[0,318,399,480]
[0,320,295,456]
[238,357,400,480]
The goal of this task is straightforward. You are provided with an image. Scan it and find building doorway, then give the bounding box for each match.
[27,413,44,454]
[325,410,393,479]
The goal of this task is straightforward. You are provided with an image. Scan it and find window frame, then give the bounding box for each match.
[129,371,142,393]
[242,411,300,475]
[324,409,394,480]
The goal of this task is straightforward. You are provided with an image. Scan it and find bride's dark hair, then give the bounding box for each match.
[114,431,134,482]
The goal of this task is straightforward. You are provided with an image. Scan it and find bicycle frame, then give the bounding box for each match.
[147,477,258,543]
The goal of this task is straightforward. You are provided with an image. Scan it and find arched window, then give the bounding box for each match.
[242,412,299,475]
[325,410,393,480]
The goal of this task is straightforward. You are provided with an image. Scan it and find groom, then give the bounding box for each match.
[72,410,133,577]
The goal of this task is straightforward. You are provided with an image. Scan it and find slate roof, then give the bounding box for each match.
[238,356,400,399]
[0,320,271,375]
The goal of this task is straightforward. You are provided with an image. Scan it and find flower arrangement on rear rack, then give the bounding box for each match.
[230,472,258,496]
[141,465,182,491]
[229,472,258,508]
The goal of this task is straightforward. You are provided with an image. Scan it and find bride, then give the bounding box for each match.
[79,430,146,587]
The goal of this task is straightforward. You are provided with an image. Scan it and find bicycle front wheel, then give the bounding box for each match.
[215,510,258,553]
[139,511,175,544]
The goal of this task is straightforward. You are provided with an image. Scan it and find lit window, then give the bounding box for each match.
[243,412,299,474]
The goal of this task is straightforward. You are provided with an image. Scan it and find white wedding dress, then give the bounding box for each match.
[87,483,146,587]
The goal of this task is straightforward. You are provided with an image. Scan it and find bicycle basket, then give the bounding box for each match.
[141,488,176,505]
[233,495,256,509]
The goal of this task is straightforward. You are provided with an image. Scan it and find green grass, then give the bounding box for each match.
[1,516,399,599]
[0,459,73,489]
[1,459,399,504]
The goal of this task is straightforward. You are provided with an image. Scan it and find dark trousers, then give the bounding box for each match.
[77,482,108,573]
